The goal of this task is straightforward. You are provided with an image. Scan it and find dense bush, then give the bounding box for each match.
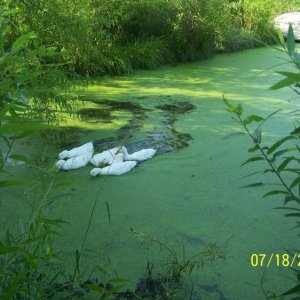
[3,0,296,76]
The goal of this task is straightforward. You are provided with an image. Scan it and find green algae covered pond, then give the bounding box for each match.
[2,47,300,298]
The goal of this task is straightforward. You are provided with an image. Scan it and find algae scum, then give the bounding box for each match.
[4,47,300,299]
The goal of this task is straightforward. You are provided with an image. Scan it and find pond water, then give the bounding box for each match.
[2,46,300,299]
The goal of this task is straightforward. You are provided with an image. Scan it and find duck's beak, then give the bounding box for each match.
[115,148,121,155]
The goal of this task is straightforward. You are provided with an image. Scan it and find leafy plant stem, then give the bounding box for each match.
[237,114,299,202]
[1,137,15,169]
[26,179,54,234]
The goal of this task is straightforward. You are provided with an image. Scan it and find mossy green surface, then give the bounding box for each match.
[2,47,300,298]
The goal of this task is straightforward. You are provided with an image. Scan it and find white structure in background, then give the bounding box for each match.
[274,12,300,41]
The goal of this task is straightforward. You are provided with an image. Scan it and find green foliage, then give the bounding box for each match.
[218,29,262,53]
[3,0,291,76]
[125,38,166,70]
[0,8,77,124]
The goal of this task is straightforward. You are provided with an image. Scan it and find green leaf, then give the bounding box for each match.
[85,284,105,293]
[284,195,300,205]
[241,156,264,166]
[284,213,300,217]
[236,103,243,116]
[2,274,23,300]
[267,136,296,154]
[277,156,294,172]
[272,149,296,162]
[36,217,68,226]
[100,285,126,300]
[253,128,262,144]
[21,231,61,244]
[263,190,289,198]
[243,115,264,125]
[248,145,260,153]
[287,24,296,57]
[12,32,37,50]
[290,177,300,189]
[0,243,19,255]
[274,207,300,211]
[223,95,236,113]
[270,73,300,90]
[291,126,300,134]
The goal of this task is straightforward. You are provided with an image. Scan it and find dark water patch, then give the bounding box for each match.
[91,99,149,137]
[78,108,113,123]
[40,127,82,149]
[46,274,180,299]
[147,130,192,153]
[135,95,149,99]
[156,102,197,114]
[134,276,171,299]
[93,138,122,150]
[157,102,197,130]
[199,284,229,300]
[97,99,150,115]
[222,131,246,139]
[158,95,172,98]
[58,98,195,154]
[177,231,204,245]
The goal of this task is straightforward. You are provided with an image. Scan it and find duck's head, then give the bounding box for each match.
[100,158,109,167]
[58,150,68,160]
[90,168,101,176]
[116,146,126,155]
[56,160,65,170]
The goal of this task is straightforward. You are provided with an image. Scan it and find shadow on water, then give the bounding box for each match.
[75,98,196,155]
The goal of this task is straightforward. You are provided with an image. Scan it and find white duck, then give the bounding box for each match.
[58,142,94,160]
[90,147,119,167]
[117,146,157,162]
[90,160,137,176]
[56,152,93,170]
[104,153,124,165]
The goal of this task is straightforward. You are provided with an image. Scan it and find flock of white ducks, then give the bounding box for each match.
[56,142,156,176]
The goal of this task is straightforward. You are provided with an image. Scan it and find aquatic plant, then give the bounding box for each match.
[223,25,300,298]
[130,228,225,298]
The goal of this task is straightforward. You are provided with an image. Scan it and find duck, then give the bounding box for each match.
[117,146,157,162]
[90,147,119,167]
[58,142,94,160]
[56,152,93,170]
[90,160,137,176]
[104,153,124,165]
